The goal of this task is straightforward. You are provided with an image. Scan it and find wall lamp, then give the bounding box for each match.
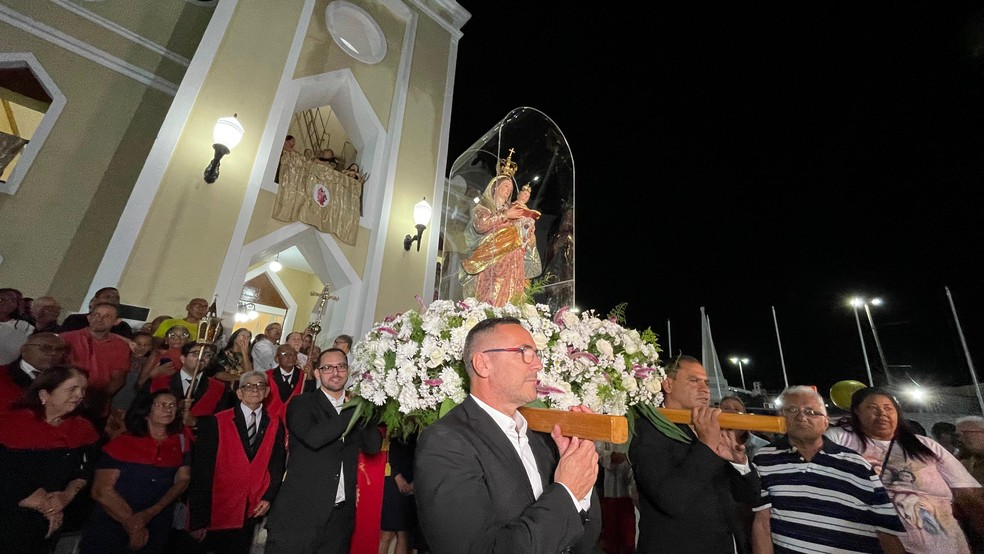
[403,197,432,251]
[203,114,245,184]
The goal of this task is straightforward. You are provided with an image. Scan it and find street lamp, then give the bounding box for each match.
[849,297,875,387]
[728,356,749,390]
[862,298,894,386]
[852,296,893,386]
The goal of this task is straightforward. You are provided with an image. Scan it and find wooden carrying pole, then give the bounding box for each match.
[518,406,786,444]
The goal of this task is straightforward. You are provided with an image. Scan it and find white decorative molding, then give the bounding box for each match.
[85,0,239,310]
[0,53,67,196]
[51,0,191,67]
[0,4,178,96]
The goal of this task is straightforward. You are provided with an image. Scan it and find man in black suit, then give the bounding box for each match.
[628,355,760,553]
[264,347,383,554]
[185,370,286,554]
[0,332,68,410]
[414,317,602,554]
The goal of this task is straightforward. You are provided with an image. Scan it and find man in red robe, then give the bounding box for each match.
[263,344,313,420]
[185,370,286,553]
[149,342,230,418]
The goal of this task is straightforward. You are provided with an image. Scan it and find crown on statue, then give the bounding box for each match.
[521,182,532,192]
[496,148,519,178]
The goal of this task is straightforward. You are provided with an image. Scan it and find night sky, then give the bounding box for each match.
[446,2,984,401]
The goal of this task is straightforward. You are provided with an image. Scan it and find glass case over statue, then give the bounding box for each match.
[438,107,575,311]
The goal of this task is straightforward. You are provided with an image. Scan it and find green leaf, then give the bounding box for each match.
[341,396,369,438]
[524,398,548,409]
[438,397,458,418]
[634,403,691,444]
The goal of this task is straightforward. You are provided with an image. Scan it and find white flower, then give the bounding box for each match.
[348,297,665,438]
[561,310,580,329]
[426,347,445,368]
[595,339,614,360]
[522,304,540,320]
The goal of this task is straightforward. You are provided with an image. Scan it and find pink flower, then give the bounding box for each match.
[536,381,565,396]
[379,326,398,335]
[362,372,373,381]
[423,378,444,387]
[569,351,599,364]
[553,306,570,327]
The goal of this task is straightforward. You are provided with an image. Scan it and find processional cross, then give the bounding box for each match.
[305,283,339,341]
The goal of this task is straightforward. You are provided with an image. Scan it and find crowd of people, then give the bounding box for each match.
[5,284,984,554]
[0,285,384,554]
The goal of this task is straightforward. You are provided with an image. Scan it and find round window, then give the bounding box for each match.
[325,1,387,64]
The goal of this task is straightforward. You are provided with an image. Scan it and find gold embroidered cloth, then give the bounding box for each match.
[272,151,361,245]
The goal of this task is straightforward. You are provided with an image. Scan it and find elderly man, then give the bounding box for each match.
[251,322,282,372]
[186,370,286,554]
[751,386,905,553]
[62,302,133,424]
[263,344,314,419]
[414,317,601,553]
[957,416,984,483]
[30,296,63,333]
[629,354,759,553]
[264,347,382,554]
[0,331,68,411]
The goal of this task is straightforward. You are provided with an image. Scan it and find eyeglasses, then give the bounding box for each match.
[24,344,68,354]
[317,363,349,373]
[240,383,269,392]
[781,406,827,418]
[187,349,213,358]
[277,352,297,358]
[153,402,177,409]
[167,332,191,339]
[482,345,541,364]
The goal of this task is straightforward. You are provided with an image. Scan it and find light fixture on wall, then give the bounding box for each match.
[269,253,282,272]
[234,301,259,322]
[403,197,432,252]
[203,114,245,184]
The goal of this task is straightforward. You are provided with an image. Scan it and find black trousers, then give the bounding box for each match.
[264,501,354,554]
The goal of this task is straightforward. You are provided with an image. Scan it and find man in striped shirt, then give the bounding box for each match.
[751,386,905,553]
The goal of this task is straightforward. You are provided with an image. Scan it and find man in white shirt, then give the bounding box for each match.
[264,348,382,554]
[414,317,601,553]
[251,322,282,371]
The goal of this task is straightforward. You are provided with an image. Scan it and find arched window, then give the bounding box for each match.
[0,53,66,195]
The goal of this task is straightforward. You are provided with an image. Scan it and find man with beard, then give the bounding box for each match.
[263,348,382,554]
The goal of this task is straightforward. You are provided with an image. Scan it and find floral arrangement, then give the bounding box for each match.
[347,297,666,440]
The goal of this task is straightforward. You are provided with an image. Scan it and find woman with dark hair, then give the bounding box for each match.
[78,389,191,553]
[827,386,983,553]
[0,365,100,553]
[215,327,253,385]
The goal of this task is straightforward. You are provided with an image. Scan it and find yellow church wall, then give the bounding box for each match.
[2,0,198,86]
[293,0,403,131]
[244,190,369,282]
[116,1,306,319]
[270,266,323,334]
[63,0,214,62]
[373,14,454,321]
[0,24,175,307]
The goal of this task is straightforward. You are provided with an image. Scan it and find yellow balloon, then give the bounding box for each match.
[830,380,867,409]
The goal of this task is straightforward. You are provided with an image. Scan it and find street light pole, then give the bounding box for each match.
[729,356,749,390]
[851,299,875,386]
[862,301,894,387]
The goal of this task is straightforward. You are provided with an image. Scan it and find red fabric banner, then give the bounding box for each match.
[349,426,387,554]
